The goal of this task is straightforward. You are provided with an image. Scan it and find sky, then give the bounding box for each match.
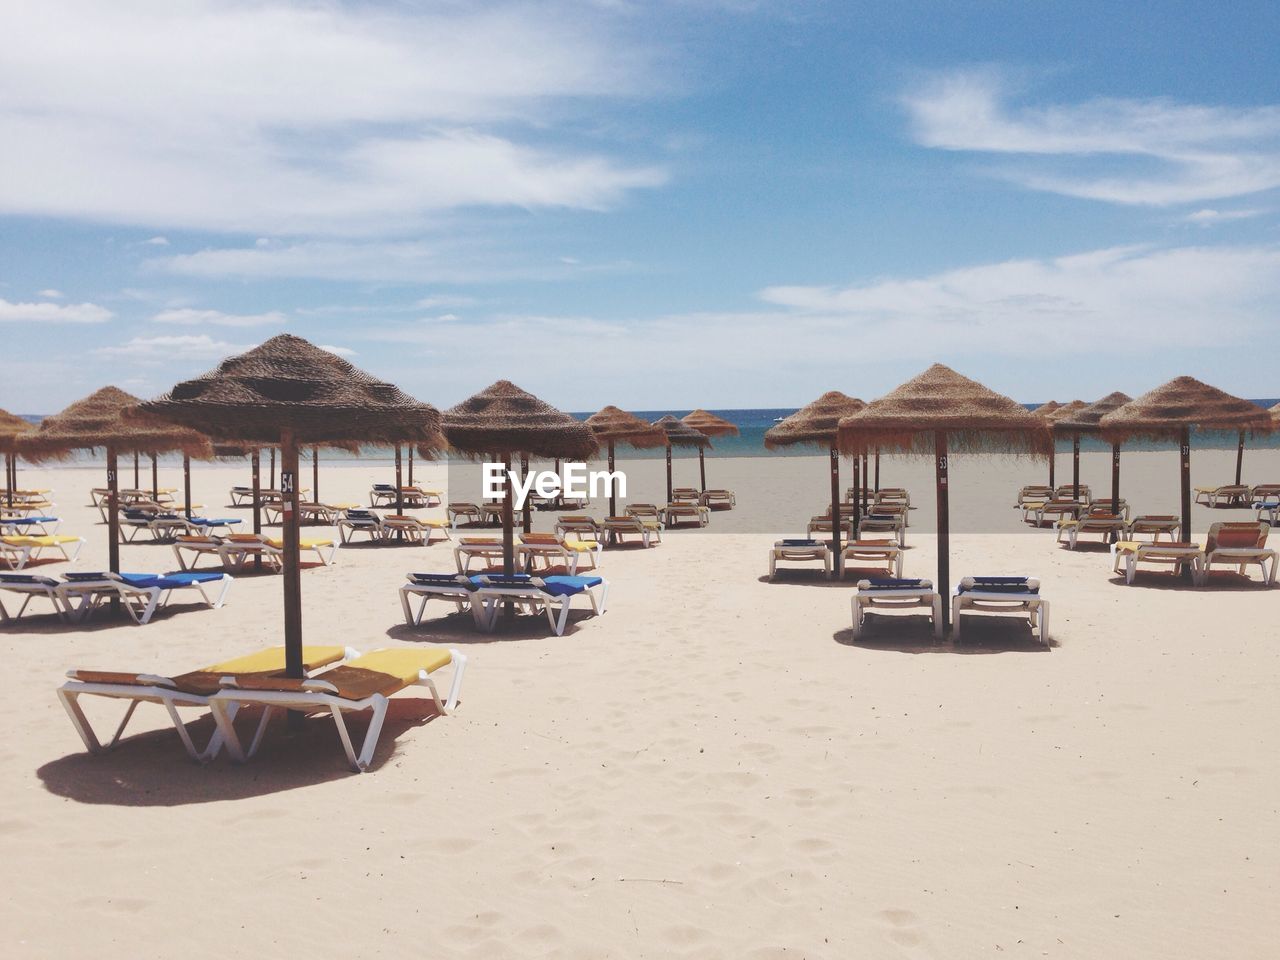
[3,0,1279,414]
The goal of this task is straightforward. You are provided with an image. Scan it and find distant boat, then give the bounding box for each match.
[773,416,785,422]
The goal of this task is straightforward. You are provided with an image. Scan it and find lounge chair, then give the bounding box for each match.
[625,503,662,522]
[857,513,906,546]
[58,644,353,761]
[700,489,736,509]
[447,502,485,528]
[1201,521,1277,586]
[401,486,443,509]
[4,498,55,518]
[453,537,506,574]
[399,573,485,627]
[1024,498,1086,527]
[119,508,192,543]
[210,647,467,772]
[1054,484,1092,503]
[1194,484,1250,508]
[601,515,661,547]
[867,501,909,527]
[0,573,66,622]
[381,514,451,545]
[662,502,710,528]
[1255,501,1280,527]
[56,570,233,625]
[769,539,832,579]
[952,577,1049,645]
[1251,484,1280,507]
[1128,515,1181,542]
[1055,512,1128,549]
[839,539,903,579]
[872,488,910,510]
[171,534,228,571]
[185,516,241,536]
[851,578,942,640]
[218,533,337,571]
[1111,540,1203,585]
[806,516,855,538]
[670,487,701,504]
[472,573,608,635]
[0,534,85,569]
[336,508,384,543]
[1016,485,1054,508]
[229,485,256,506]
[555,515,602,543]
[0,515,60,536]
[517,532,601,575]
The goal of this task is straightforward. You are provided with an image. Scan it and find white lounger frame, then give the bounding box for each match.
[952,583,1049,645]
[399,580,484,627]
[852,583,942,640]
[474,580,609,635]
[769,542,832,579]
[57,573,233,625]
[0,577,67,622]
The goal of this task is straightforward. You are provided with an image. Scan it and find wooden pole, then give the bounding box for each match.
[394,444,404,541]
[151,453,159,500]
[665,445,673,504]
[269,448,276,489]
[851,455,861,531]
[1048,442,1055,489]
[935,432,950,632]
[1235,430,1245,486]
[861,452,869,510]
[280,431,303,679]
[1110,443,1121,514]
[520,454,532,534]
[251,451,262,571]
[874,448,880,492]
[408,445,414,486]
[183,455,192,520]
[1072,434,1080,499]
[698,447,707,493]
[501,453,515,625]
[1180,425,1192,563]
[608,441,618,518]
[312,446,319,504]
[107,447,120,615]
[5,453,12,508]
[829,444,842,576]
[133,451,139,489]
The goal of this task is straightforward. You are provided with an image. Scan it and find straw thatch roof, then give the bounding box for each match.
[0,409,34,453]
[140,335,444,449]
[20,386,212,461]
[764,391,865,449]
[1055,391,1132,434]
[681,409,739,438]
[1044,400,1089,422]
[837,363,1052,456]
[1031,400,1062,418]
[1099,376,1273,441]
[585,406,667,448]
[1271,402,1280,420]
[443,380,597,459]
[653,415,711,448]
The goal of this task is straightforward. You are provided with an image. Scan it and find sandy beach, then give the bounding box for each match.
[1,448,1277,958]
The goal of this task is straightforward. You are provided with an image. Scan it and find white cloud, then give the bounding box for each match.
[318,344,356,357]
[0,298,112,323]
[96,334,253,361]
[904,70,1280,206]
[1184,208,1265,225]
[143,236,169,246]
[414,295,479,309]
[37,288,64,299]
[0,1,667,236]
[152,307,287,328]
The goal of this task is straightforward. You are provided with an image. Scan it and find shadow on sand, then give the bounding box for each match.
[835,614,1054,655]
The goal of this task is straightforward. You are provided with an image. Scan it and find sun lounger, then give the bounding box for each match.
[218,533,337,571]
[58,644,352,761]
[472,573,608,635]
[867,501,909,527]
[700,489,736,509]
[601,515,661,547]
[57,570,233,625]
[555,515,602,542]
[171,535,227,571]
[1201,521,1277,586]
[399,573,485,627]
[0,534,84,569]
[454,537,506,574]
[229,485,256,506]
[402,486,443,508]
[336,508,385,543]
[1255,501,1280,526]
[1127,515,1181,542]
[852,578,942,640]
[873,488,911,510]
[381,514,451,545]
[857,513,906,546]
[625,503,662,521]
[119,508,193,543]
[839,539,903,579]
[447,502,485,528]
[952,576,1049,645]
[1251,484,1280,507]
[1016,485,1054,508]
[662,502,710,528]
[518,532,600,575]
[1111,540,1203,585]
[1056,512,1128,549]
[806,516,855,538]
[1024,498,1086,527]
[0,573,66,622]
[0,515,60,536]
[1054,484,1092,504]
[4,499,55,518]
[210,647,466,772]
[185,516,241,535]
[1194,484,1250,508]
[769,539,833,579]
[670,487,701,504]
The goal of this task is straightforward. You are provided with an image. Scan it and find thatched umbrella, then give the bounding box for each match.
[653,416,710,504]
[1230,401,1280,487]
[20,387,210,579]
[765,391,866,574]
[1057,392,1131,516]
[585,406,666,517]
[1031,401,1062,487]
[1050,398,1103,500]
[681,409,739,493]
[0,409,35,510]
[1041,400,1087,489]
[143,334,445,679]
[838,364,1051,630]
[443,380,596,582]
[1100,377,1272,551]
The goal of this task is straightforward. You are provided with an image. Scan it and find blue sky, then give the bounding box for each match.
[3,0,1279,413]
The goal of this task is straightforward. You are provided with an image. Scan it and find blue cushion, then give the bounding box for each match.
[959,577,1036,595]
[780,538,822,546]
[864,578,926,590]
[62,571,113,582]
[372,484,394,491]
[542,575,603,596]
[408,573,476,589]
[0,573,58,586]
[189,517,239,526]
[4,516,58,525]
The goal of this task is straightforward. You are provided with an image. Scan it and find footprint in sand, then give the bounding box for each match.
[879,908,925,947]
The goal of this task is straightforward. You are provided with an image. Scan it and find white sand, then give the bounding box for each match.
[2,447,1278,957]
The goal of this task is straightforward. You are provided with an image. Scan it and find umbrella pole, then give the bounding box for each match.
[1110,442,1121,544]
[502,453,515,625]
[935,432,950,633]
[521,454,531,534]
[151,453,159,500]
[1235,430,1244,487]
[851,455,860,532]
[699,447,706,494]
[874,448,880,493]
[1048,443,1055,489]
[1072,434,1080,500]
[269,448,275,490]
[5,453,12,508]
[862,452,869,511]
[107,446,120,616]
[183,455,192,520]
[408,445,414,487]
[251,451,262,571]
[829,444,842,576]
[1180,426,1192,577]
[665,445,672,504]
[608,442,617,518]
[554,458,561,510]
[280,431,303,679]
[133,451,139,489]
[313,446,319,505]
[394,444,404,541]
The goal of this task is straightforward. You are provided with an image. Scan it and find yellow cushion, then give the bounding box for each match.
[2,535,77,547]
[563,539,595,551]
[204,645,347,673]
[1113,541,1140,554]
[349,647,452,682]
